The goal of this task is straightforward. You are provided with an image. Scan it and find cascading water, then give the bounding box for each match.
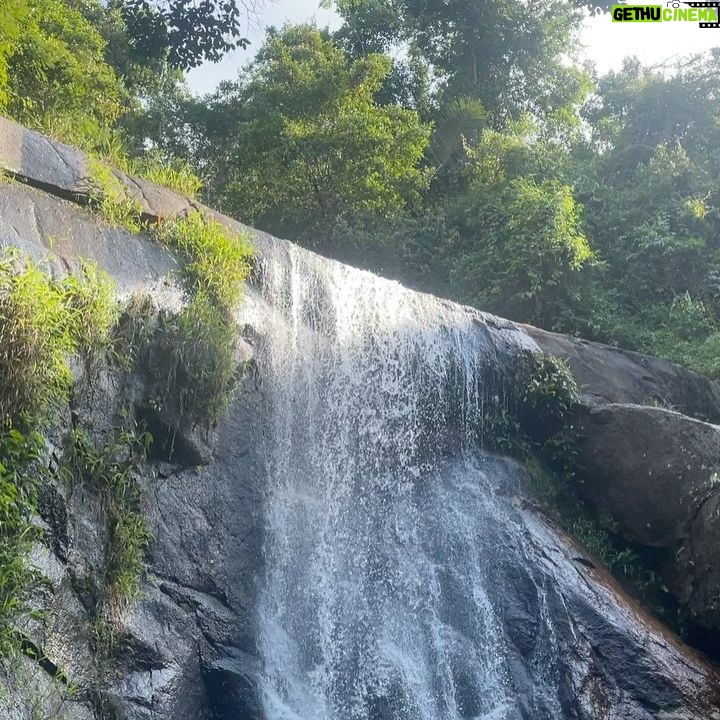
[239,234,717,720]
[245,234,557,720]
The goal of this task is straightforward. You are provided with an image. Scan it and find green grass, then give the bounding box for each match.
[151,212,253,422]
[0,429,43,657]
[63,428,153,608]
[0,252,117,429]
[155,212,253,309]
[87,157,143,233]
[0,252,118,657]
[128,153,203,199]
[60,262,119,361]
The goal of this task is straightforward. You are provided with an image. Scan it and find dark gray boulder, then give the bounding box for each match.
[576,403,720,547]
[525,324,720,423]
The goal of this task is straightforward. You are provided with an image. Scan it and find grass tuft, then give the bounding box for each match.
[87,157,143,233]
[0,252,118,656]
[155,212,253,309]
[151,212,253,423]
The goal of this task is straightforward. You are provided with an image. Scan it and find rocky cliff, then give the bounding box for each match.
[0,116,719,719]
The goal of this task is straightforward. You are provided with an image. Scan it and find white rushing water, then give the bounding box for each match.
[246,235,565,720]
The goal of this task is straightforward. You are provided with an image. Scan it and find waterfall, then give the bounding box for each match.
[244,235,565,720]
[238,234,707,720]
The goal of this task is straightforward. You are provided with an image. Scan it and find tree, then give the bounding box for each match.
[558,53,720,372]
[114,0,258,70]
[444,121,593,327]
[192,25,431,249]
[330,0,591,126]
[578,55,720,308]
[0,0,28,108]
[1,0,127,143]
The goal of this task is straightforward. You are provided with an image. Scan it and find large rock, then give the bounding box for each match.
[525,330,720,641]
[679,489,720,644]
[0,115,197,223]
[575,403,720,643]
[0,166,265,718]
[576,403,720,548]
[525,325,720,423]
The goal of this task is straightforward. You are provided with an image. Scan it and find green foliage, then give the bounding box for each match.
[0,254,118,657]
[152,212,253,422]
[481,350,579,466]
[63,428,153,607]
[0,0,27,109]
[87,157,144,233]
[443,122,593,327]
[0,256,74,430]
[188,25,431,248]
[0,253,116,430]
[155,212,253,309]
[332,0,590,125]
[1,0,127,145]
[151,295,239,423]
[116,0,252,70]
[519,352,580,437]
[0,430,43,657]
[61,262,119,361]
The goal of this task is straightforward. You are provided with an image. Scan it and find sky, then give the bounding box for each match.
[186,0,720,95]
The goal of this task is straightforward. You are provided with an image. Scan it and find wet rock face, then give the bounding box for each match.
[0,355,265,720]
[493,500,720,720]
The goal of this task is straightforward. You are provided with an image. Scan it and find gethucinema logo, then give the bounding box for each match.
[611,1,720,26]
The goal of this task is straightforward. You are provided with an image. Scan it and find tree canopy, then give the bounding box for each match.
[1,0,719,380]
[114,0,256,70]
[183,26,431,247]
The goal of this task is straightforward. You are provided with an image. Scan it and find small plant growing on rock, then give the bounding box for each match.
[87,157,143,233]
[150,212,253,424]
[0,252,118,658]
[63,428,153,608]
[480,349,579,465]
[129,153,203,199]
[154,211,253,309]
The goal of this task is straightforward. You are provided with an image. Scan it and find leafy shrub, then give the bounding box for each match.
[150,212,253,423]
[481,350,579,456]
[152,295,239,423]
[0,255,73,429]
[517,352,579,441]
[63,428,153,606]
[155,212,253,310]
[0,254,118,429]
[1,0,127,145]
[61,262,119,361]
